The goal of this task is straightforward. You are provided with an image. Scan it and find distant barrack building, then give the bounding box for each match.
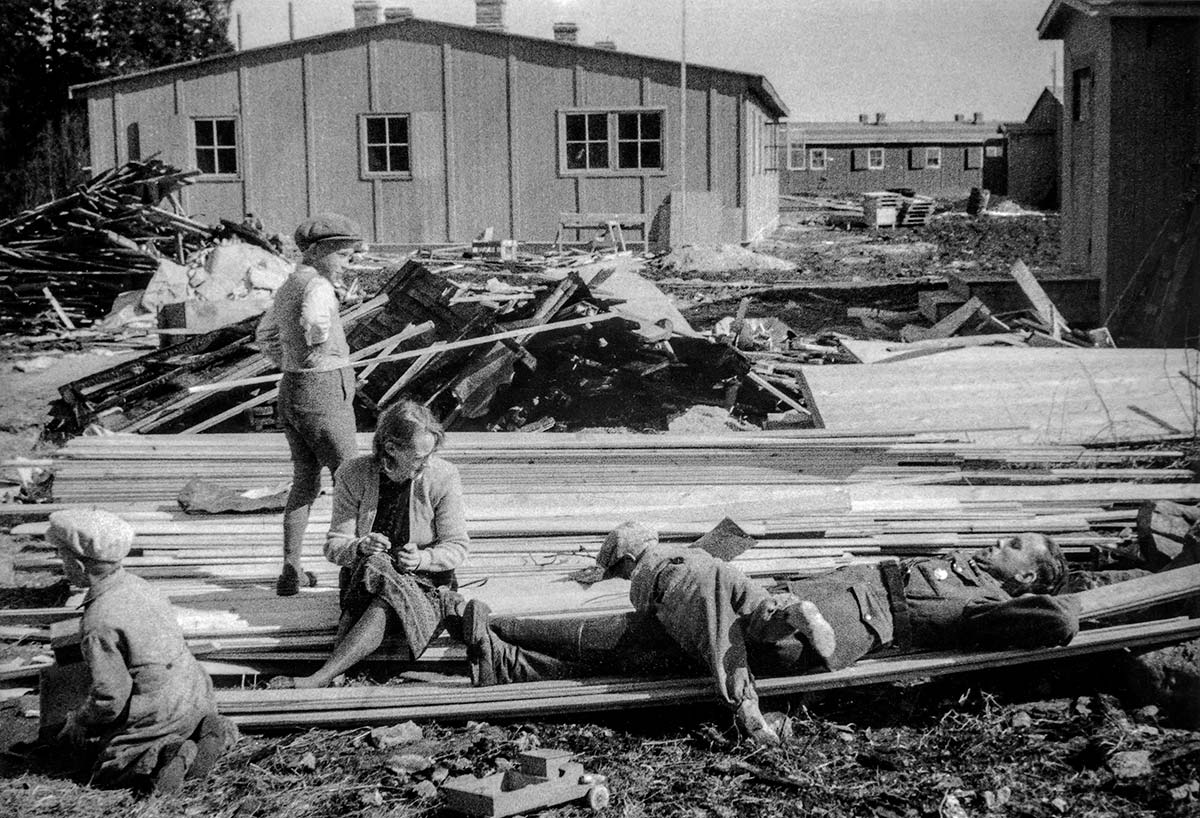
[69,1,788,248]
[777,112,1007,199]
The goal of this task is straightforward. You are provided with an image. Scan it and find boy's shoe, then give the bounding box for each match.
[187,713,239,782]
[275,566,318,596]
[152,739,197,794]
[735,699,781,746]
[463,599,496,687]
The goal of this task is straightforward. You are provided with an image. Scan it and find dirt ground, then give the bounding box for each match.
[2,679,1198,817]
[7,211,1198,817]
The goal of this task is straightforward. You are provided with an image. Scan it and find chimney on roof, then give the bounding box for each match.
[553,21,579,43]
[475,0,505,31]
[954,113,965,123]
[858,113,869,124]
[972,111,984,124]
[353,0,381,28]
[875,112,886,125]
[384,7,413,22]
[594,40,617,51]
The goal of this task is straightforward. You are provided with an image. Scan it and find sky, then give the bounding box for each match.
[227,0,1062,123]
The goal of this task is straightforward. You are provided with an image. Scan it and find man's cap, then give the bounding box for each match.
[596,521,659,575]
[47,509,135,563]
[294,213,364,250]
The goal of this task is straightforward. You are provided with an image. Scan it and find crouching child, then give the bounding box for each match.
[46,509,237,793]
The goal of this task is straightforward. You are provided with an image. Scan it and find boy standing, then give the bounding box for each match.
[255,214,365,596]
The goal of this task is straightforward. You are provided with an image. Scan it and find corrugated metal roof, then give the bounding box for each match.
[783,120,1003,145]
[68,16,788,119]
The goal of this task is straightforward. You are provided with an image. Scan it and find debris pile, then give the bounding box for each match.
[0,159,285,335]
[43,256,752,438]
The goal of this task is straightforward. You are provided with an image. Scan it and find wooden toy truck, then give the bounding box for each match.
[442,748,610,817]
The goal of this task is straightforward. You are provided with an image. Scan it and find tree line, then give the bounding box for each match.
[0,0,235,217]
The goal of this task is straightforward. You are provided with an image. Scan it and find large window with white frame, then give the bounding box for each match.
[925,147,942,169]
[560,108,664,175]
[868,147,885,170]
[361,114,411,177]
[193,117,238,176]
[809,148,827,171]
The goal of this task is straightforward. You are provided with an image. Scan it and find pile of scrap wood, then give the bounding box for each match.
[0,159,278,334]
[43,258,753,438]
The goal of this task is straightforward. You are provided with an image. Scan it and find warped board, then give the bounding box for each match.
[800,348,1200,444]
[214,617,1200,729]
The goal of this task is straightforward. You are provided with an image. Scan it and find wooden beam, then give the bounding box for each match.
[745,370,812,416]
[1074,563,1200,619]
[186,312,623,394]
[215,617,1200,729]
[1009,260,1069,338]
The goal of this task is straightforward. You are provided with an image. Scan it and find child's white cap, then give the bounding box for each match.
[47,509,134,563]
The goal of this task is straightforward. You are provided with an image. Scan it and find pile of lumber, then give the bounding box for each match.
[0,159,215,333]
[44,258,740,437]
[4,429,1198,725]
[0,158,209,275]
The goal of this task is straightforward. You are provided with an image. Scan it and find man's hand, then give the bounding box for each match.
[395,542,422,572]
[57,710,88,749]
[355,533,390,558]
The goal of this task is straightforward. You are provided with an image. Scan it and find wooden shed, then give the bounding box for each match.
[69,10,787,248]
[778,114,1006,199]
[1039,0,1200,338]
[1001,87,1062,209]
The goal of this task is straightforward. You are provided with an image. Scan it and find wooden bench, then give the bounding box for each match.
[554,212,649,252]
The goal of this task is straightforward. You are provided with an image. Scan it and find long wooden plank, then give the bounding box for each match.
[186,311,624,393]
[1076,562,1200,619]
[215,618,1200,728]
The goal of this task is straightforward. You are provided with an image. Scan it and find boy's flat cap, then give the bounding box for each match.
[47,508,135,563]
[293,213,364,250]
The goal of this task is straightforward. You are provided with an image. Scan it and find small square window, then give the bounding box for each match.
[809,148,827,171]
[868,148,885,170]
[985,144,1004,158]
[193,117,238,176]
[925,147,942,169]
[362,114,411,175]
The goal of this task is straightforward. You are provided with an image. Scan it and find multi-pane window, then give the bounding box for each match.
[616,111,662,170]
[565,113,609,170]
[194,118,237,175]
[809,148,827,170]
[985,144,1004,158]
[561,109,664,173]
[925,147,942,169]
[363,114,411,175]
[868,147,885,170]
